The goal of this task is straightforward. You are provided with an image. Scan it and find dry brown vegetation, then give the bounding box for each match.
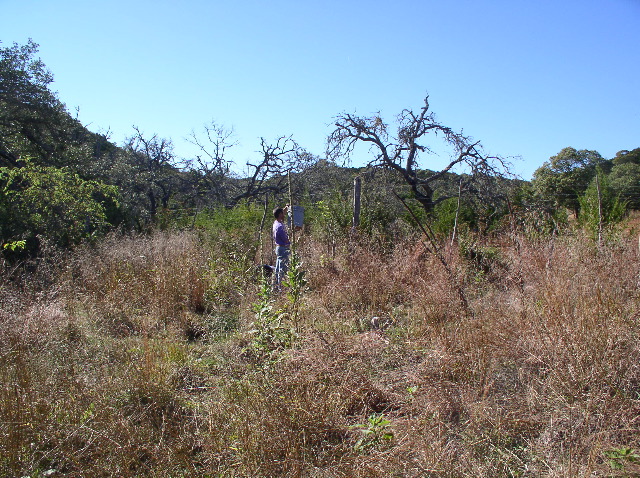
[1,226,640,477]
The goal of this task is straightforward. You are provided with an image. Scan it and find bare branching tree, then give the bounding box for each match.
[186,124,313,207]
[185,121,237,204]
[327,96,510,213]
[124,127,177,220]
[234,136,312,204]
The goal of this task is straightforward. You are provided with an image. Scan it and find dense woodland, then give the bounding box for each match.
[2,40,640,477]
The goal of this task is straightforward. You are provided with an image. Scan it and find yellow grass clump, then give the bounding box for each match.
[1,228,639,477]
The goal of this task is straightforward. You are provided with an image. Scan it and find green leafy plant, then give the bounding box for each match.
[246,275,296,364]
[578,169,626,242]
[312,194,350,255]
[350,413,394,453]
[431,196,476,237]
[2,240,26,252]
[604,447,640,471]
[282,250,308,330]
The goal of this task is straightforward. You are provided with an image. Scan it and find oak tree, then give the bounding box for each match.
[532,147,605,216]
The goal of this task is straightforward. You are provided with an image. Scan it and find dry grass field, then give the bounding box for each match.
[1,226,639,477]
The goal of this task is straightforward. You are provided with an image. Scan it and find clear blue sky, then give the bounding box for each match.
[3,0,639,179]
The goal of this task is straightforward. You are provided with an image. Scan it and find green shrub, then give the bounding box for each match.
[578,170,626,241]
[0,162,118,251]
[431,196,477,237]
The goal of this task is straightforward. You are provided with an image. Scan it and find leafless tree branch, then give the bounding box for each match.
[327,96,511,213]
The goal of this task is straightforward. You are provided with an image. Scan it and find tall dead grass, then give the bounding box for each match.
[1,228,639,476]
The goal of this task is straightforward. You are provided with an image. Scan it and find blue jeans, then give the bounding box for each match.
[274,245,290,288]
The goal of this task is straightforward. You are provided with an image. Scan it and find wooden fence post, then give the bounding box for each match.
[353,176,361,229]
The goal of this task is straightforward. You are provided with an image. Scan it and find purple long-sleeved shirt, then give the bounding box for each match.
[272,220,290,246]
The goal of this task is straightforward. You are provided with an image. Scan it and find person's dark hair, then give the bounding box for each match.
[273,207,284,219]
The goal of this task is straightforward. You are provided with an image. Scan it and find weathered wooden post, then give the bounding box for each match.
[352,176,361,229]
[288,171,295,248]
[596,171,603,248]
[259,193,270,264]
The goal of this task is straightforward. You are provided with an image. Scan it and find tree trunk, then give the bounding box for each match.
[148,190,157,219]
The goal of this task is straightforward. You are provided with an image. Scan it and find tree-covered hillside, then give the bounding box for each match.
[1,40,638,255]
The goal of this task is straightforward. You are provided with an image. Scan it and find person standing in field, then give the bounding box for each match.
[272,205,291,288]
